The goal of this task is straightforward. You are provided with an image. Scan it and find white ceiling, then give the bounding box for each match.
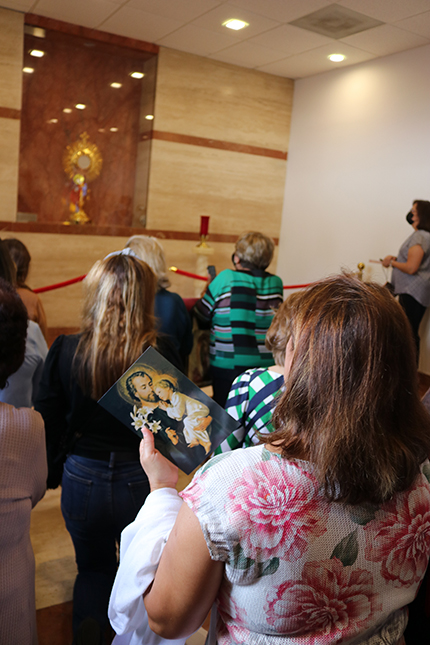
[4,0,430,78]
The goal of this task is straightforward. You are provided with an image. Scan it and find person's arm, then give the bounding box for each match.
[382,245,425,275]
[139,427,224,639]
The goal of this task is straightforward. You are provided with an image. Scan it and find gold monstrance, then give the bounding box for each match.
[63,132,102,224]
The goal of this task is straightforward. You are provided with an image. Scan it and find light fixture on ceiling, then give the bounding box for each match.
[63,108,72,113]
[222,19,249,31]
[48,118,58,124]
[75,104,86,110]
[110,127,118,132]
[145,114,154,120]
[29,49,45,58]
[130,72,145,79]
[328,54,346,62]
[23,67,34,74]
[110,82,122,88]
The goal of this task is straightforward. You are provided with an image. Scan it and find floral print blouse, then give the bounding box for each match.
[180,445,430,644]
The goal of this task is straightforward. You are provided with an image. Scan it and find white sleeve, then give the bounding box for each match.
[109,488,188,645]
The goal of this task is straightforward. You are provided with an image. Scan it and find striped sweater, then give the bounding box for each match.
[193,268,283,372]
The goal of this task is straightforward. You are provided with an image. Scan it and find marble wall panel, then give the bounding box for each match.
[0,8,23,111]
[3,232,281,328]
[146,139,286,238]
[154,47,294,151]
[18,28,155,225]
[0,118,21,221]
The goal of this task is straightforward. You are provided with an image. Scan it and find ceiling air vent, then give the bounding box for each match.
[289,3,384,39]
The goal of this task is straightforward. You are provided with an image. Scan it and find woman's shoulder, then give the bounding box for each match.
[0,401,44,435]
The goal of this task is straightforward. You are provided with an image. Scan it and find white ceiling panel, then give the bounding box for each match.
[227,0,330,24]
[98,5,183,41]
[341,24,430,56]
[26,0,119,28]
[249,23,334,56]
[125,0,223,23]
[338,0,430,24]
[395,11,430,39]
[189,2,281,39]
[258,42,375,79]
[6,0,430,79]
[157,24,237,56]
[210,40,286,67]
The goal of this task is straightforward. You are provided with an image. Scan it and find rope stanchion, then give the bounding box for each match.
[34,275,86,294]
[33,268,311,295]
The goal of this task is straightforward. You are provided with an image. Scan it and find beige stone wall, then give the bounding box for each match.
[2,231,279,329]
[0,8,23,221]
[147,47,293,237]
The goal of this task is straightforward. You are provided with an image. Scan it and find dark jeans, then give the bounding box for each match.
[398,293,426,360]
[61,454,150,636]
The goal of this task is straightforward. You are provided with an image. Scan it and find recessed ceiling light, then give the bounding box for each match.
[130,71,144,79]
[110,127,118,132]
[29,49,45,58]
[110,82,122,88]
[75,104,86,110]
[48,118,58,124]
[63,108,72,113]
[222,19,249,30]
[145,114,154,120]
[23,67,34,74]
[328,54,346,62]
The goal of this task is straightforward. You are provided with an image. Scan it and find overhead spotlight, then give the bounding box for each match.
[130,71,144,79]
[110,127,118,132]
[29,49,45,58]
[63,108,72,113]
[110,82,122,88]
[47,118,58,124]
[23,67,34,74]
[222,19,249,30]
[328,54,346,62]
[145,114,154,120]
[75,104,86,110]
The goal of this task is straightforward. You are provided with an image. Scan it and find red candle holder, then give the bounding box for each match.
[197,215,210,248]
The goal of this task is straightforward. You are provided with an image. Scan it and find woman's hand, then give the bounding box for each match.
[139,426,179,491]
[382,255,396,268]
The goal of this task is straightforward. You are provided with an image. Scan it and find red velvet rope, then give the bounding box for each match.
[33,274,86,293]
[33,269,310,293]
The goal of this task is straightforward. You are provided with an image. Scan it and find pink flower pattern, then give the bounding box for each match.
[364,483,430,587]
[216,583,250,645]
[227,459,327,561]
[266,559,381,643]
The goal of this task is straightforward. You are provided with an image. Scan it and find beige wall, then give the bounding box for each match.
[147,47,293,236]
[0,14,290,329]
[2,231,279,329]
[0,8,23,221]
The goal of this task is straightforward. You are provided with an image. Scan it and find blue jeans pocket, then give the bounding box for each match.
[61,463,92,521]
[128,478,150,514]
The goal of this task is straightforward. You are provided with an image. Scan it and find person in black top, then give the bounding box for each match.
[35,250,182,640]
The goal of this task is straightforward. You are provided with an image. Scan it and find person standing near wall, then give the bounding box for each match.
[383,200,430,358]
[193,232,283,406]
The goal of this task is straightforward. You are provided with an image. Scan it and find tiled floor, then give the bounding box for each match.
[31,465,205,644]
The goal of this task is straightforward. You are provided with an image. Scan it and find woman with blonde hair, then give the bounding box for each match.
[35,252,182,640]
[113,273,430,645]
[125,235,193,366]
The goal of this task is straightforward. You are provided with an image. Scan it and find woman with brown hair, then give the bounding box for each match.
[124,273,430,645]
[35,252,182,640]
[3,238,48,340]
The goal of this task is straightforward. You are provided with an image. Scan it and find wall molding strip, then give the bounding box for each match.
[0,221,278,244]
[145,130,288,160]
[25,13,159,55]
[0,107,20,120]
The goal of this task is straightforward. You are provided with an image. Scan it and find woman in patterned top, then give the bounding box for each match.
[139,274,430,645]
[217,292,301,454]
